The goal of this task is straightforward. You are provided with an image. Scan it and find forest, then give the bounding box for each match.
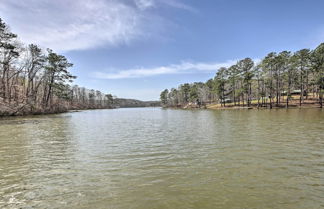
[0,18,118,116]
[160,44,324,109]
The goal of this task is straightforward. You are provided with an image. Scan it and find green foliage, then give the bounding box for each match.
[214,67,227,103]
[189,84,198,102]
[312,43,324,89]
[0,18,18,56]
[161,43,324,108]
[180,83,190,102]
[160,89,169,105]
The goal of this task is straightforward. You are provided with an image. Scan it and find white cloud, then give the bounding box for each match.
[0,0,194,52]
[134,0,196,12]
[161,0,197,12]
[135,0,155,10]
[93,60,238,79]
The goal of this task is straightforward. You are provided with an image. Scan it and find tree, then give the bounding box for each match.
[24,44,46,107]
[205,79,215,103]
[293,49,311,106]
[262,52,276,109]
[105,94,114,107]
[277,51,293,108]
[226,65,239,105]
[189,84,199,103]
[0,18,20,103]
[160,43,324,109]
[180,83,190,103]
[160,89,169,106]
[214,67,227,107]
[312,43,324,108]
[169,88,179,106]
[43,49,75,108]
[254,64,263,108]
[237,58,254,106]
[0,18,117,116]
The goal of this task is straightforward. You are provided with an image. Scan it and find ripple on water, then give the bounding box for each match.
[0,108,324,209]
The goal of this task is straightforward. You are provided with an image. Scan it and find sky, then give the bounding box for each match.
[1,0,324,100]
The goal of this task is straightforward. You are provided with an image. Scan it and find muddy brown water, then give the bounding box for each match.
[0,108,323,208]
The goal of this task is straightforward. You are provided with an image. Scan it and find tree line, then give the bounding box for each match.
[160,43,324,108]
[0,18,115,116]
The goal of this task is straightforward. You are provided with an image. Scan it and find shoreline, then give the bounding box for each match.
[1,99,322,117]
[208,98,322,110]
[163,98,323,110]
[0,103,117,118]
[0,106,162,118]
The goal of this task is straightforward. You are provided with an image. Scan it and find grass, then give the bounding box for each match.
[207,95,321,109]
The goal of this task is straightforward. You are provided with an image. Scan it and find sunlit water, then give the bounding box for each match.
[0,108,323,209]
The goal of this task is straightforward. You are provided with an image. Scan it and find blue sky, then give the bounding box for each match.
[1,0,324,100]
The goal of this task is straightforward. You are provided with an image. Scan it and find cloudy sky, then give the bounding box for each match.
[1,0,324,100]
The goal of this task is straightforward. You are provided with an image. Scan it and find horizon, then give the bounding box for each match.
[1,0,324,100]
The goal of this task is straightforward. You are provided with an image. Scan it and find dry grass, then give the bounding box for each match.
[207,95,322,110]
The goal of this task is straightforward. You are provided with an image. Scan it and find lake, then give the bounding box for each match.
[0,108,323,209]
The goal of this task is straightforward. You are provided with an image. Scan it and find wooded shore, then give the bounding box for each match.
[0,99,161,117]
[160,43,324,109]
[0,102,113,117]
[207,97,322,110]
[163,95,323,110]
[0,18,162,117]
[0,18,121,117]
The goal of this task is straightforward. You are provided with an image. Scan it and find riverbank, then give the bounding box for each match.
[163,97,323,110]
[0,101,161,117]
[0,102,67,117]
[0,101,117,117]
[207,97,322,110]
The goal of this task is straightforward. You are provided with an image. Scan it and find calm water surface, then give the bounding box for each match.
[0,108,323,209]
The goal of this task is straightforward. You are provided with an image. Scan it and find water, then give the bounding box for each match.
[0,108,323,209]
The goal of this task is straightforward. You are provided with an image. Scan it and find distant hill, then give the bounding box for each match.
[114,98,161,108]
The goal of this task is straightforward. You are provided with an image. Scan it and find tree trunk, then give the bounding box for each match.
[320,91,323,108]
[257,78,260,108]
[300,64,303,107]
[222,90,225,107]
[45,72,55,108]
